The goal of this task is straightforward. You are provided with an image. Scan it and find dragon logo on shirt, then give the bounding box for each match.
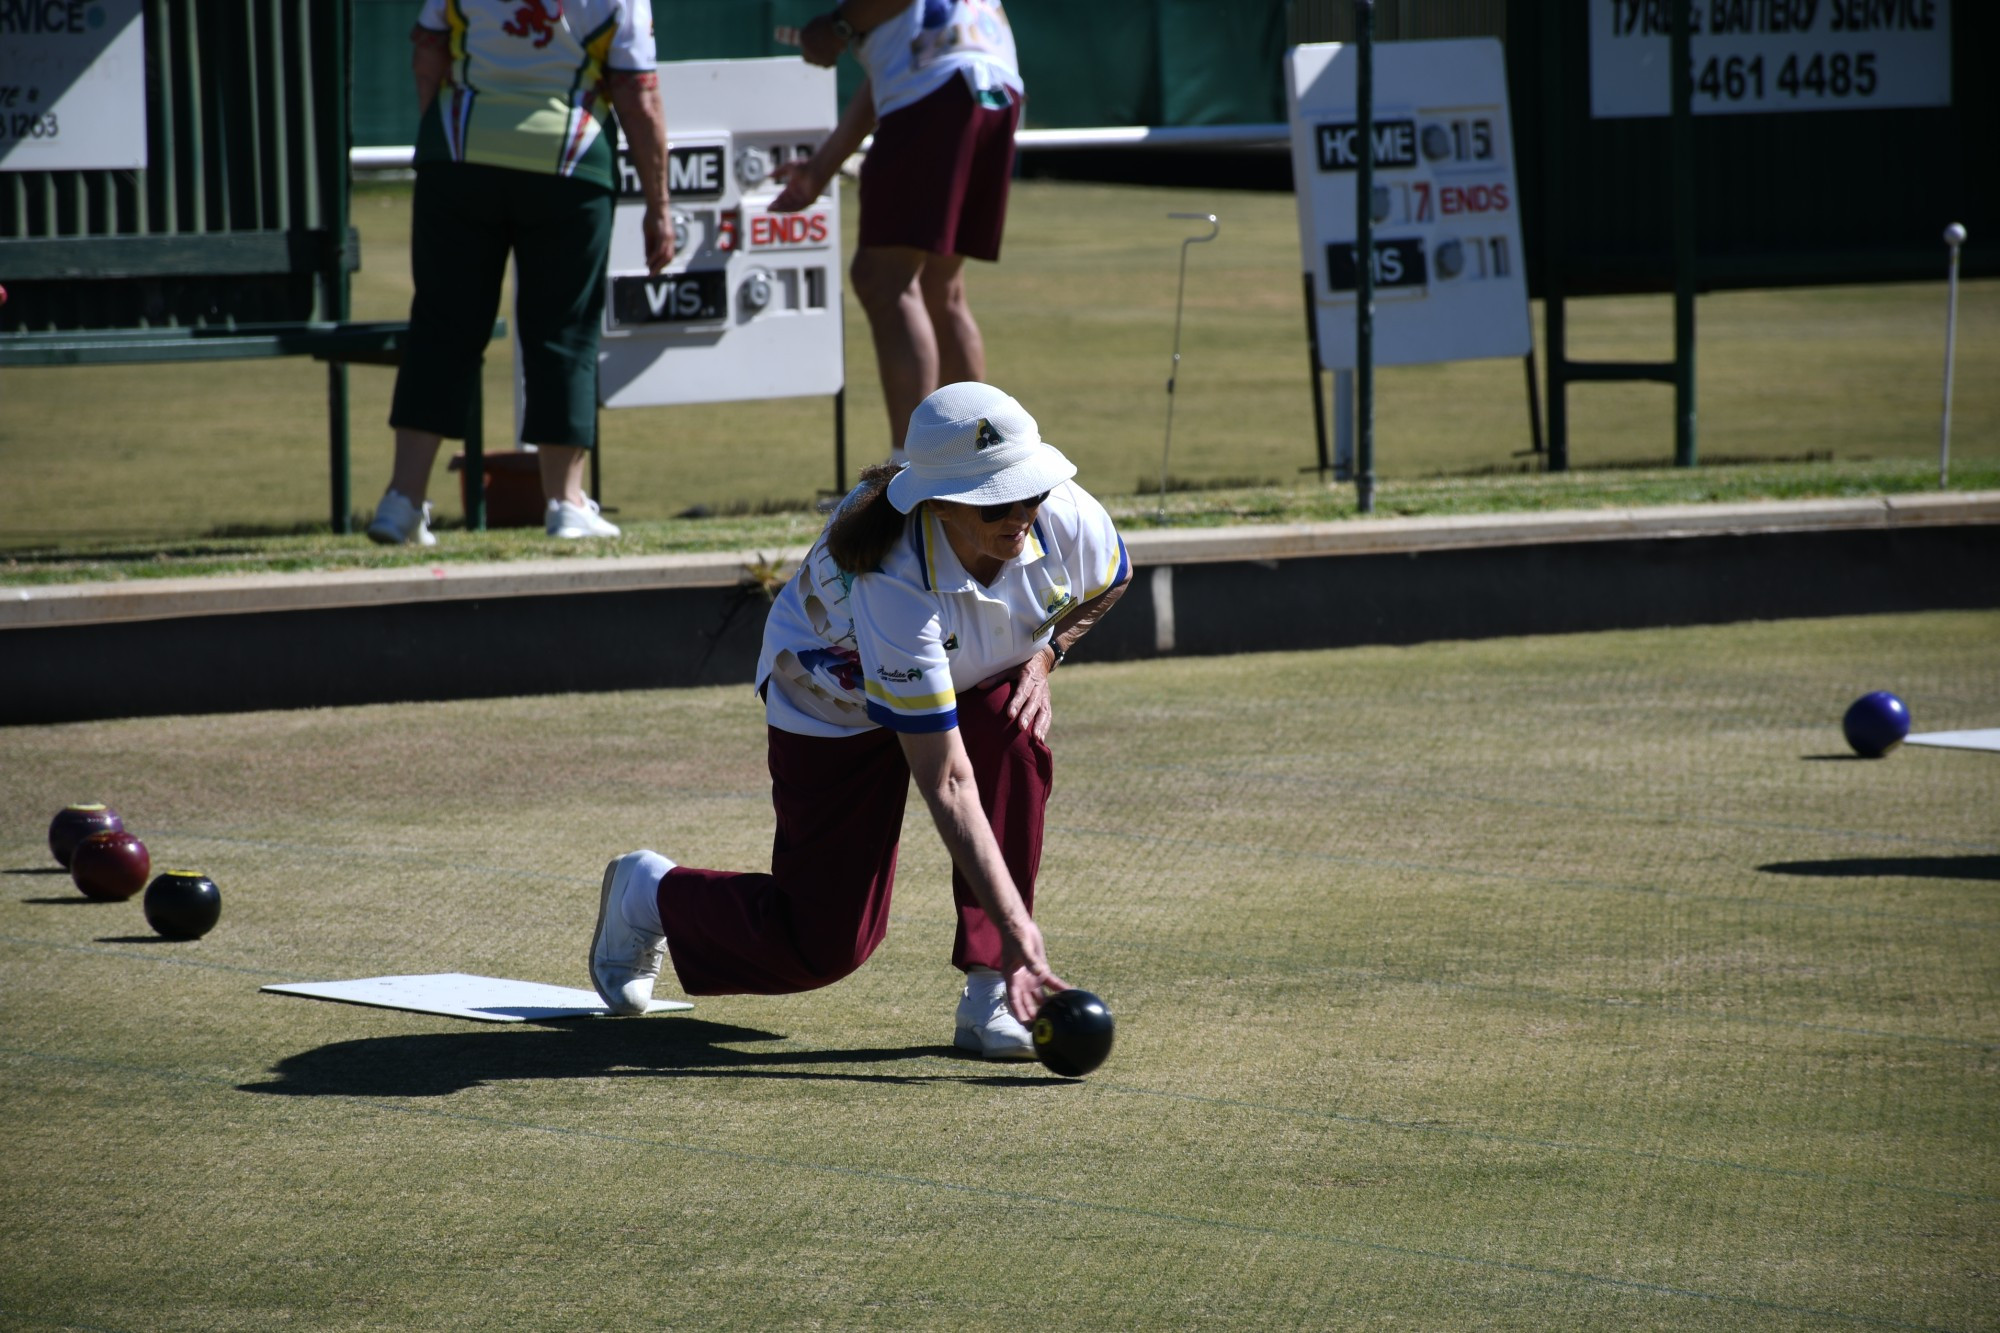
[503,1,562,48]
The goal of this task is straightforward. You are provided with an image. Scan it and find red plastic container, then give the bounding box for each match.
[448,450,545,528]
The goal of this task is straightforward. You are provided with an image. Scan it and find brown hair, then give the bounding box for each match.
[824,463,910,574]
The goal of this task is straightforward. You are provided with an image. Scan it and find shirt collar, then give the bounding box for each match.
[917,504,1049,593]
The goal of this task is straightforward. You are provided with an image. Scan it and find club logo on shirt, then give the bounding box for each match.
[1031,589,1076,637]
[876,665,926,683]
[503,1,562,48]
[974,417,1005,450]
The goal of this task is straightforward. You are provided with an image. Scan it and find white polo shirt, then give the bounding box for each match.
[855,0,1023,118]
[758,481,1129,738]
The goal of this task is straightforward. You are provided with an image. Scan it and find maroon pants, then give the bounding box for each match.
[657,679,1052,995]
[859,72,1021,261]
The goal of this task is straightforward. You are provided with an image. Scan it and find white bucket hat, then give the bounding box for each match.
[885,382,1078,514]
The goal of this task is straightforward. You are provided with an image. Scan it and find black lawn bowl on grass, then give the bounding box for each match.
[1033,988,1115,1078]
[142,870,222,940]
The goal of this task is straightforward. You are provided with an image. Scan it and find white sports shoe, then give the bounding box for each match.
[953,967,1036,1060]
[547,496,621,539]
[589,850,674,1015]
[365,489,436,546]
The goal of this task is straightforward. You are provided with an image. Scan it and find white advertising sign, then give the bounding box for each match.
[598,58,843,409]
[1590,0,1951,118]
[1286,38,1531,370]
[0,0,147,171]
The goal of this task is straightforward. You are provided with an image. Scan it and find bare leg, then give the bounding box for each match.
[388,428,444,503]
[918,255,983,388]
[535,444,590,507]
[849,243,938,455]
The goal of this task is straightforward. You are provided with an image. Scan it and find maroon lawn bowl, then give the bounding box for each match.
[70,830,150,901]
[48,803,124,868]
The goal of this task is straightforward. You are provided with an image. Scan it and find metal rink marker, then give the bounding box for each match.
[1939,221,1966,487]
[1158,212,1220,522]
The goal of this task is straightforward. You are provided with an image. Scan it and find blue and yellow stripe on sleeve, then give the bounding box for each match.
[1087,535,1131,599]
[863,678,958,733]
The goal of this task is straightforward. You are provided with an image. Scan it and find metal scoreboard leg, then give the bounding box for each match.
[835,386,847,495]
[1335,370,1354,481]
[1303,271,1330,481]
[1521,351,1545,462]
[465,386,486,532]
[591,405,602,503]
[1353,0,1377,515]
[1670,0,1699,469]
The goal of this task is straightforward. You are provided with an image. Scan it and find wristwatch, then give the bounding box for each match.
[829,8,857,41]
[1048,641,1068,668]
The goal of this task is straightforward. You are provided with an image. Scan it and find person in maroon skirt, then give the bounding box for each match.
[772,1,1025,464]
[589,383,1130,1057]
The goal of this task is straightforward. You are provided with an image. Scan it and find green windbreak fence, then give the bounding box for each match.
[1,0,351,333]
[350,0,1291,146]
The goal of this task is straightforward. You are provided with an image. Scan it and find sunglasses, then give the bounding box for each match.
[977,491,1050,523]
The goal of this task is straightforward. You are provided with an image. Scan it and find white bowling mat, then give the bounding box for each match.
[1904,728,2000,753]
[262,972,693,1023]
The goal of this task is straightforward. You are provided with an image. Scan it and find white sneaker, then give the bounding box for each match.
[589,850,674,1015]
[547,496,621,539]
[953,967,1035,1060]
[366,489,436,546]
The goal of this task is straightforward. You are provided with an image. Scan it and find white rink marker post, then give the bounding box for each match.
[1939,222,1966,488]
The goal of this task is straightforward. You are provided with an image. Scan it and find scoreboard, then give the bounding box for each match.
[597,58,843,410]
[1285,38,1531,369]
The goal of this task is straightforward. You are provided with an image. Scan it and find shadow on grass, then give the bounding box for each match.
[6,866,74,876]
[1760,855,2000,882]
[0,537,284,566]
[238,1019,1053,1097]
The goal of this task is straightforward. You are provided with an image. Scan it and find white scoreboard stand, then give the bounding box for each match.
[1285,39,1531,373]
[591,57,844,459]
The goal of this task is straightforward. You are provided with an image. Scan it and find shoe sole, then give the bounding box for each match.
[589,856,633,1013]
[954,1023,1036,1061]
[365,525,436,547]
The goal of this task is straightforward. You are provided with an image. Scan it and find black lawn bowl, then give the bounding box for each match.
[143,871,222,940]
[1032,988,1115,1078]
